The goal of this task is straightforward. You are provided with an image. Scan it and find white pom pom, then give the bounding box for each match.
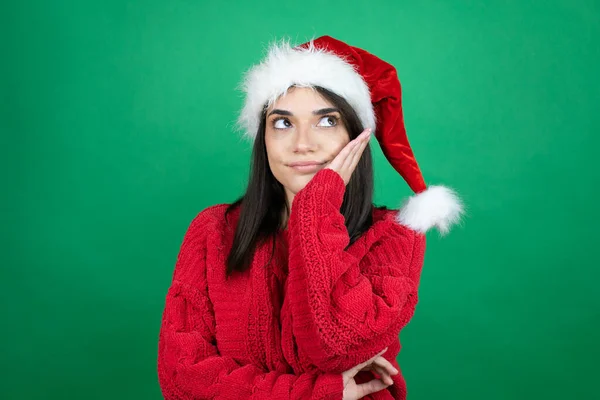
[396,185,464,235]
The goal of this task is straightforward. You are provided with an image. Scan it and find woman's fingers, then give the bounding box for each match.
[348,132,370,171]
[341,129,370,176]
[328,136,355,168]
[343,129,370,161]
[359,356,397,386]
[325,128,371,185]
[371,356,398,385]
[341,142,359,172]
[342,129,367,154]
[372,364,394,385]
[372,356,399,376]
[341,132,365,166]
[352,347,388,374]
[355,378,391,398]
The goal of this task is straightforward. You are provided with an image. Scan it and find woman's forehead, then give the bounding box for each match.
[268,86,333,113]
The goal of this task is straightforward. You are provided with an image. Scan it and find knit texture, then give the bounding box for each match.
[157,168,426,399]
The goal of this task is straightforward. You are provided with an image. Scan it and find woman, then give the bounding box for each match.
[157,36,463,399]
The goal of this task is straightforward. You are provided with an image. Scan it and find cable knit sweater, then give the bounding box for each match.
[157,168,426,399]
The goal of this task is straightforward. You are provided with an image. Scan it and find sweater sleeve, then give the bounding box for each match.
[286,168,427,373]
[157,208,344,400]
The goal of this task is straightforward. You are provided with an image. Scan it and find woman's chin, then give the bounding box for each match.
[290,176,314,191]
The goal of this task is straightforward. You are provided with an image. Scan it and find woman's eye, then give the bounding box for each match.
[272,116,338,130]
[317,116,338,127]
[273,118,291,129]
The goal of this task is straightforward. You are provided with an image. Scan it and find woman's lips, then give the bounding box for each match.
[288,161,327,173]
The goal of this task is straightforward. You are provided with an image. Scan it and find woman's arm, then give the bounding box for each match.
[158,281,343,399]
[157,209,343,400]
[286,168,426,373]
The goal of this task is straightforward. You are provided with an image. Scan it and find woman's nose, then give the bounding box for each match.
[292,125,317,152]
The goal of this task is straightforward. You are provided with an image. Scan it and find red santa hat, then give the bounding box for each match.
[236,35,464,235]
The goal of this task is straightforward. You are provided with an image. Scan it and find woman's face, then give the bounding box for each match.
[264,86,350,206]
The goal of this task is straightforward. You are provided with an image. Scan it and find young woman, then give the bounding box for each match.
[157,36,463,400]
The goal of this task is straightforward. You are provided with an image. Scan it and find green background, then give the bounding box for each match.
[2,0,598,399]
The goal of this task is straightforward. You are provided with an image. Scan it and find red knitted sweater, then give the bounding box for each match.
[157,168,426,399]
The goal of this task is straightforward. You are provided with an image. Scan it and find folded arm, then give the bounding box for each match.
[286,169,426,373]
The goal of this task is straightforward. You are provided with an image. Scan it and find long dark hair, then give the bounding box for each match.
[225,85,377,277]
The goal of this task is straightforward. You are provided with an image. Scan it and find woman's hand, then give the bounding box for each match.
[325,128,372,185]
[358,351,399,386]
[341,347,399,400]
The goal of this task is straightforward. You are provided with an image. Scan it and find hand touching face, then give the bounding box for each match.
[264,86,351,205]
[324,127,371,185]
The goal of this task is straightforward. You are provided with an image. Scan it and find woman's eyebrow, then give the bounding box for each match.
[267,107,341,117]
[313,107,340,116]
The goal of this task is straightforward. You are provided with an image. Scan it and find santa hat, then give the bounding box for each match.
[236,35,464,235]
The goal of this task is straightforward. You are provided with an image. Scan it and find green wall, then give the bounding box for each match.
[2,1,598,399]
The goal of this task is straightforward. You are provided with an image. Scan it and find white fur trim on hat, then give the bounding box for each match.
[396,185,464,235]
[236,37,376,140]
